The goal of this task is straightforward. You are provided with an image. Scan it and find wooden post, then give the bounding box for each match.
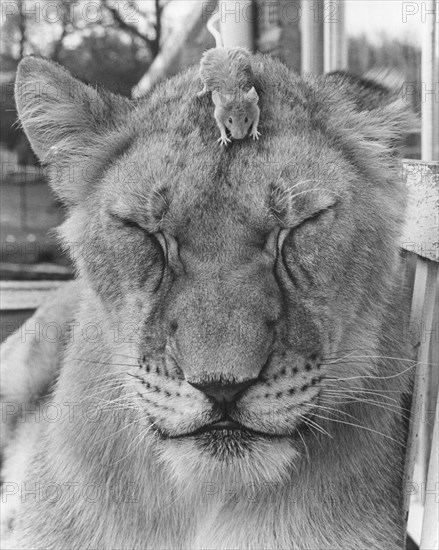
[301,0,324,74]
[420,399,439,550]
[402,161,439,524]
[421,0,438,162]
[323,0,347,72]
[402,159,439,548]
[218,0,254,49]
[415,7,439,548]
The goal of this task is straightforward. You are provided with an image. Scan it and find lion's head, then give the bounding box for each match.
[14,57,412,498]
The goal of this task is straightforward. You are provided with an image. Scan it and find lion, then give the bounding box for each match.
[0,55,415,549]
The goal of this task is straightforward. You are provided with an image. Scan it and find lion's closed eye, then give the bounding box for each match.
[109,213,166,252]
[293,207,336,243]
[279,207,337,278]
[279,206,336,251]
[109,212,148,232]
[106,212,167,289]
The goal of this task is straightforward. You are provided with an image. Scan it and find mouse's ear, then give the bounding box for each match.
[246,87,259,103]
[212,90,234,106]
[212,90,224,106]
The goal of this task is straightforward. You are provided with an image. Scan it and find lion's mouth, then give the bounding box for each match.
[189,419,245,435]
[180,418,285,440]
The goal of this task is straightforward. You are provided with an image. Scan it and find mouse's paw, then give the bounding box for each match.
[250,128,261,140]
[218,133,231,146]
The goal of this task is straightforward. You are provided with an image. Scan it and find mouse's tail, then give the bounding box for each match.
[207,11,223,48]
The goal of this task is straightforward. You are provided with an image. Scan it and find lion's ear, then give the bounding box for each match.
[323,71,418,153]
[324,70,405,111]
[15,56,132,204]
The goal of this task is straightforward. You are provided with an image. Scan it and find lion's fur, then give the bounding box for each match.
[0,55,416,549]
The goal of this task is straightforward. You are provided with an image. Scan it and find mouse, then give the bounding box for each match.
[198,47,261,146]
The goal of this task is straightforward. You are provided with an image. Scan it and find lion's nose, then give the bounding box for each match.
[188,378,256,403]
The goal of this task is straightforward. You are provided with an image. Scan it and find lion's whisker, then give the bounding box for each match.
[300,415,331,439]
[310,412,404,447]
[323,386,401,402]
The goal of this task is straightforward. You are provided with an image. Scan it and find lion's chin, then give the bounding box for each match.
[158,430,299,492]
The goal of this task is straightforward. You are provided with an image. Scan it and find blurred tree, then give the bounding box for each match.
[60,29,150,96]
[0,0,171,160]
[17,0,26,60]
[0,80,21,150]
[1,0,27,64]
[51,0,78,63]
[1,0,170,64]
[101,0,169,60]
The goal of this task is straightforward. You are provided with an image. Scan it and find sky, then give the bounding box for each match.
[345,0,424,45]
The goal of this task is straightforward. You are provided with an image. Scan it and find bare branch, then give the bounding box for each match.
[100,0,159,56]
[17,0,26,60]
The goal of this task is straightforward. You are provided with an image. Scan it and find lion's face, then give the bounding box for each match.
[15,57,409,487]
[67,133,403,485]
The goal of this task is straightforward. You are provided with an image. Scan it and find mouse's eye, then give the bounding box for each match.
[228,117,233,124]
[245,117,249,123]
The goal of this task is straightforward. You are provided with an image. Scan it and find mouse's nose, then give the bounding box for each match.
[232,131,247,140]
[188,378,256,403]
